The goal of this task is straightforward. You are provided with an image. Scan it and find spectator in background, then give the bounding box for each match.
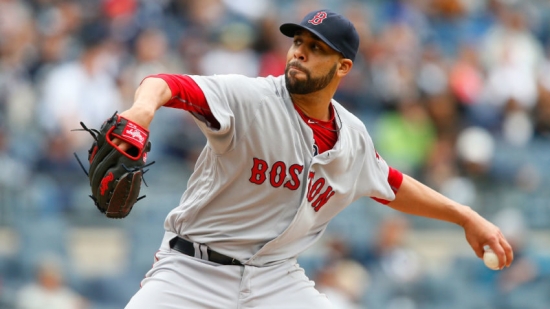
[37,20,123,152]
[449,44,484,107]
[454,126,495,184]
[198,21,260,76]
[176,31,210,76]
[32,132,82,215]
[184,0,228,31]
[0,123,30,193]
[353,215,421,280]
[417,44,464,140]
[118,27,183,103]
[480,1,543,124]
[315,259,370,309]
[375,96,436,177]
[449,43,496,132]
[255,13,288,77]
[177,0,255,77]
[331,3,376,116]
[534,46,550,139]
[29,0,83,81]
[422,136,462,196]
[16,255,88,309]
[368,21,419,109]
[353,215,431,309]
[0,0,37,133]
[0,0,35,75]
[481,2,543,77]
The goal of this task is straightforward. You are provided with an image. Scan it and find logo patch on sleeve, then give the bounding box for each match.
[122,123,147,148]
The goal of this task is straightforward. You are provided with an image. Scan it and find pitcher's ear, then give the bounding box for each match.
[338,58,353,77]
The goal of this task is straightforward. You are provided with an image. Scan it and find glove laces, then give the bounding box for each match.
[71,114,156,207]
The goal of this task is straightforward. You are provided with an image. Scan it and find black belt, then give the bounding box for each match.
[169,237,242,266]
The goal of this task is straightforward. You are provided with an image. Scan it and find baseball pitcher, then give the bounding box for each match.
[88,9,513,309]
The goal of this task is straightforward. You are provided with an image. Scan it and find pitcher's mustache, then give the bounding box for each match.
[287,61,310,74]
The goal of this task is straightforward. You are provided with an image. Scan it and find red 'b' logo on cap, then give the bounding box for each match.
[308,12,327,25]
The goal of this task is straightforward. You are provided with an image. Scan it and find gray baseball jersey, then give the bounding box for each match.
[163,74,395,266]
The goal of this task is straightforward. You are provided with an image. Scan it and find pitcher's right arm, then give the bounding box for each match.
[115,74,218,149]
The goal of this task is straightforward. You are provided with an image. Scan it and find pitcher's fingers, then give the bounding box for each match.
[483,235,506,269]
[112,138,130,152]
[501,237,514,267]
[485,239,507,269]
[473,242,484,259]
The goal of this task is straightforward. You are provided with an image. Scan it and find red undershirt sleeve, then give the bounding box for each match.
[144,74,220,130]
[371,167,403,205]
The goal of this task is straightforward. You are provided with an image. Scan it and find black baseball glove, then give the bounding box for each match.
[74,112,154,218]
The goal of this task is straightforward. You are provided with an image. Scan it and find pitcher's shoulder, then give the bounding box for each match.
[255,75,286,95]
[189,74,281,98]
[215,74,283,95]
[332,102,367,132]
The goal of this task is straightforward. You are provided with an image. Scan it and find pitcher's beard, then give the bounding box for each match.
[285,63,337,95]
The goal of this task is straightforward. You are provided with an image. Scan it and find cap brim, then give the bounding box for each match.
[280,23,303,37]
[279,23,343,56]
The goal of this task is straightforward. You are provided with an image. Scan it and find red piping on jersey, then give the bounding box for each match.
[371,167,403,204]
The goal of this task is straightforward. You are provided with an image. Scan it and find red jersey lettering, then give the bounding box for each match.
[250,158,269,184]
[312,186,335,211]
[307,178,325,202]
[249,159,336,210]
[269,161,287,188]
[306,171,336,211]
[284,164,304,190]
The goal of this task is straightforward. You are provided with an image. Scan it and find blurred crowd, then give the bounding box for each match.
[1,0,550,308]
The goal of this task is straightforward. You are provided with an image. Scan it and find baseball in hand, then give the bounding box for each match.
[483,248,500,270]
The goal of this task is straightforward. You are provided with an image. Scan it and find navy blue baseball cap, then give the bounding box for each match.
[280,9,359,61]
